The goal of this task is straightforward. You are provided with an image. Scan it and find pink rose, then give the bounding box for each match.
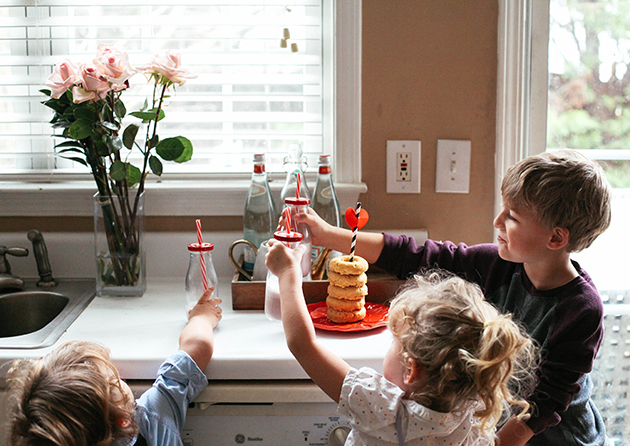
[45,59,79,99]
[139,51,197,86]
[73,63,110,103]
[95,44,136,91]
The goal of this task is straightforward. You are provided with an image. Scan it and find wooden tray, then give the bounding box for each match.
[231,270,406,310]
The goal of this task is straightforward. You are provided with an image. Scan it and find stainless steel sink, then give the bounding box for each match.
[0,279,96,349]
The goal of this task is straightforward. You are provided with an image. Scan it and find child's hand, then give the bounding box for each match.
[295,208,331,247]
[188,286,222,329]
[265,239,307,277]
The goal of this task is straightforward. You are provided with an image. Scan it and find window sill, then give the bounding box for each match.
[0,180,368,217]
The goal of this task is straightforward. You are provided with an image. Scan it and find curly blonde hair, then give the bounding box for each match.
[7,340,137,446]
[501,149,611,252]
[388,271,538,434]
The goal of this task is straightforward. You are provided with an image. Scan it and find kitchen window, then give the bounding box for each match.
[0,0,363,217]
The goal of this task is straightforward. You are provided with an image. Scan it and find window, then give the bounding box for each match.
[0,1,363,216]
[498,0,630,287]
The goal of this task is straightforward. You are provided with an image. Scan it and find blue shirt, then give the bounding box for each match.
[127,350,208,446]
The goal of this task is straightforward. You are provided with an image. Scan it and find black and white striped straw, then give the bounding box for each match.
[349,202,361,262]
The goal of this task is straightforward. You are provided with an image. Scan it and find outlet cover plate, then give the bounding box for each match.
[435,139,471,193]
[386,140,421,193]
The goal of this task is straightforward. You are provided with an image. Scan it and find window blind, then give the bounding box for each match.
[0,0,329,178]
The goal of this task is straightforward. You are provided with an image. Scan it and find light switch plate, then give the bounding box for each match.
[386,140,421,193]
[436,139,471,193]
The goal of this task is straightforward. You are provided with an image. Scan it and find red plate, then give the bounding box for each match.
[307,301,389,332]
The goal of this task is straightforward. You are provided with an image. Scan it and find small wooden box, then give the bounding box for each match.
[231,270,406,310]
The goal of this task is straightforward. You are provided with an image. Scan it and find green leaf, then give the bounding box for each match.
[40,88,52,97]
[74,106,98,122]
[122,124,139,150]
[130,109,165,123]
[173,136,193,163]
[68,119,93,140]
[149,134,159,149]
[115,99,127,119]
[102,121,119,131]
[54,140,84,149]
[110,160,127,181]
[103,135,122,153]
[155,137,185,161]
[57,147,84,155]
[126,164,142,187]
[149,155,163,176]
[59,156,88,167]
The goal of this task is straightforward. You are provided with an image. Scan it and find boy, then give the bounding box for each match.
[298,149,612,445]
[7,288,222,446]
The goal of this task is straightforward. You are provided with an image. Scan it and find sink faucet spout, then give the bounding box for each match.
[28,230,58,288]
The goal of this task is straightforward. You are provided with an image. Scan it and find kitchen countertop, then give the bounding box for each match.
[0,277,391,381]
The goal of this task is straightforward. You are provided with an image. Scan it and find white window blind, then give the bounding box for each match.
[0,0,331,179]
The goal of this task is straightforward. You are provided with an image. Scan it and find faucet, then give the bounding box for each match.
[0,245,29,291]
[27,230,58,288]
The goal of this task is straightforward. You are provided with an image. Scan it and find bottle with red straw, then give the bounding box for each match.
[282,172,313,277]
[184,219,218,319]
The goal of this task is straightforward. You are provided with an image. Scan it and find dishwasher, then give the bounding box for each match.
[131,380,351,446]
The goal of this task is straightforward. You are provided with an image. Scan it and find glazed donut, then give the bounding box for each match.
[326,296,365,312]
[327,283,368,300]
[327,306,367,324]
[327,271,368,288]
[328,255,369,276]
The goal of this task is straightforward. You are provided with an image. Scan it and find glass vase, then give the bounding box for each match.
[94,191,146,297]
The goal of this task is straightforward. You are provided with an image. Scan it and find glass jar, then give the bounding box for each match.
[265,231,303,321]
[185,242,219,319]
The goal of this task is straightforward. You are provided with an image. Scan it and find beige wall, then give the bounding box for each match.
[2,1,498,245]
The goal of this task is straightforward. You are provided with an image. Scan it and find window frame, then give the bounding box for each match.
[0,0,365,217]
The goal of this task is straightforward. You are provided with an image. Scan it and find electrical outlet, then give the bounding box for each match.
[387,140,421,193]
[397,152,411,182]
[435,139,471,193]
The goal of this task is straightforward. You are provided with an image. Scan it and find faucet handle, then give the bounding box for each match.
[0,246,29,275]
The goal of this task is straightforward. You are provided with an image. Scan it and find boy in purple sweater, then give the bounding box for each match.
[298,149,612,446]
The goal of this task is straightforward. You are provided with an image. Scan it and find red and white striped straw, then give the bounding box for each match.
[349,202,361,262]
[296,172,301,198]
[285,207,292,234]
[196,219,208,291]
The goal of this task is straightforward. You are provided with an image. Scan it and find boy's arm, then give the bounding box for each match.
[298,208,385,264]
[496,417,534,446]
[266,241,351,402]
[179,288,222,371]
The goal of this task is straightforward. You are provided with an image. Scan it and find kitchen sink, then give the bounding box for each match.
[0,279,95,349]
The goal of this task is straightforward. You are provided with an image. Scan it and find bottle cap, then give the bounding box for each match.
[253,153,265,163]
[188,242,214,252]
[274,231,303,242]
[285,196,310,206]
[318,154,331,165]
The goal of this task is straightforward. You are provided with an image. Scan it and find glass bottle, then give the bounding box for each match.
[280,144,311,202]
[185,242,219,319]
[265,230,303,321]
[284,196,312,278]
[243,153,279,275]
[310,154,341,279]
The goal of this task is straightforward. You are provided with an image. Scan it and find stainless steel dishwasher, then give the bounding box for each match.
[131,380,351,446]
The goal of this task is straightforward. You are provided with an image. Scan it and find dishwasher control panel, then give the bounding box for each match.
[183,402,351,446]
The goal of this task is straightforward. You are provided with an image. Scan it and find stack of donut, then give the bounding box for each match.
[326,255,369,323]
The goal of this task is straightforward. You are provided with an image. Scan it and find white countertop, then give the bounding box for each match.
[0,277,391,381]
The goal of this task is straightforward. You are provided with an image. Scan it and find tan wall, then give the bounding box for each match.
[2,1,498,245]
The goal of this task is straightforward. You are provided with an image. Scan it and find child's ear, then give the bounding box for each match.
[403,358,423,386]
[548,227,570,251]
[116,417,132,429]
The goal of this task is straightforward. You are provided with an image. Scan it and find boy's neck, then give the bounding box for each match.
[523,253,579,291]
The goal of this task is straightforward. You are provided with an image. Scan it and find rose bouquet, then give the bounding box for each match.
[41,45,196,293]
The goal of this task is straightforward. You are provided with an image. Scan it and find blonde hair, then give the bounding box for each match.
[501,149,611,252]
[7,340,137,446]
[388,271,538,434]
